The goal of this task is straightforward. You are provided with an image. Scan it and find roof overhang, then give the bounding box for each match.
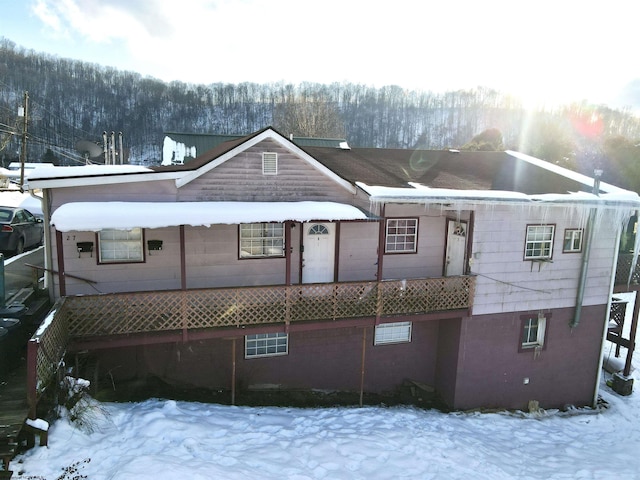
[25,166,182,190]
[50,201,370,232]
[357,182,640,209]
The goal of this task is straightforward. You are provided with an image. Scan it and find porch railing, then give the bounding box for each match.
[27,298,71,417]
[59,276,475,338]
[615,253,640,286]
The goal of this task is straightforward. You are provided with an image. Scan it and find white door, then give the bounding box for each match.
[444,220,467,276]
[302,223,335,283]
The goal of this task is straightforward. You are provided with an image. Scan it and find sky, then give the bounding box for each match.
[10,292,640,479]
[1,0,640,110]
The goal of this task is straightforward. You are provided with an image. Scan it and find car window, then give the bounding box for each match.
[0,209,12,222]
[14,210,27,223]
[24,210,36,222]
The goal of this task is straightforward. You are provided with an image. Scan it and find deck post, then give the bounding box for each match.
[624,290,640,376]
[26,338,39,419]
[231,338,237,406]
[359,327,367,407]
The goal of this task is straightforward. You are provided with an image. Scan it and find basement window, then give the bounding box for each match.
[520,313,548,351]
[262,152,278,175]
[374,321,412,345]
[98,228,144,263]
[245,333,288,358]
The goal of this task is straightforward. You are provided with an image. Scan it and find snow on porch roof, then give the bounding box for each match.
[50,201,369,232]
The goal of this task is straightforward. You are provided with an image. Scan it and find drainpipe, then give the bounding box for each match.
[570,170,602,329]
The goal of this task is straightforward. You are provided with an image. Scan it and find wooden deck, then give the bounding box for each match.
[0,362,28,475]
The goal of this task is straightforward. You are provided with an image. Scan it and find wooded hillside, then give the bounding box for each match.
[1,38,640,190]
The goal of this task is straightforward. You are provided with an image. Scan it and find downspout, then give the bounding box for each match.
[31,189,54,300]
[570,170,602,329]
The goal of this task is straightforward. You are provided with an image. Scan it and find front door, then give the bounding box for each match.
[444,220,467,276]
[302,223,335,283]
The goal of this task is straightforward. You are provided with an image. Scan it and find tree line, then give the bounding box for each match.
[1,37,640,190]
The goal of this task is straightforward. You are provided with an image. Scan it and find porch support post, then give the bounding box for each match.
[55,229,66,296]
[376,206,386,324]
[624,290,639,376]
[334,221,340,282]
[180,225,186,290]
[231,337,237,406]
[26,338,38,419]
[359,327,367,407]
[285,221,292,286]
[466,211,475,275]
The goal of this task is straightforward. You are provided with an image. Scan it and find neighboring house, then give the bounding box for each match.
[162,131,349,165]
[25,127,640,411]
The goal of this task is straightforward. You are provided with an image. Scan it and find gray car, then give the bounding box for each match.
[0,206,44,256]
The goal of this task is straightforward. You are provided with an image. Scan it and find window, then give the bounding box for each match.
[374,321,412,345]
[385,218,418,253]
[98,228,143,263]
[262,152,277,175]
[563,229,583,253]
[524,225,555,260]
[239,223,284,258]
[245,332,288,358]
[521,314,547,350]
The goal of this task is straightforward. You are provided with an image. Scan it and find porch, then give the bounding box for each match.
[27,275,474,412]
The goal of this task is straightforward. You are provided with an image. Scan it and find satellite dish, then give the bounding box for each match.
[75,140,103,163]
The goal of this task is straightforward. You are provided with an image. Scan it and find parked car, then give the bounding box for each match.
[0,206,44,256]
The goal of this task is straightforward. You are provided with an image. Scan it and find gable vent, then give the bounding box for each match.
[262,152,278,175]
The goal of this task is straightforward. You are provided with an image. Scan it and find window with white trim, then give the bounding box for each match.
[245,332,288,358]
[98,228,143,263]
[521,314,547,349]
[374,321,412,345]
[240,223,284,258]
[563,229,583,253]
[524,225,555,260]
[385,218,418,253]
[262,152,278,175]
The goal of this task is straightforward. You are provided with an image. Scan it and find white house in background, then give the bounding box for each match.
[25,126,640,411]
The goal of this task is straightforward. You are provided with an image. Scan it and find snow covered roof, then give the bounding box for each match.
[357,183,640,208]
[50,201,369,232]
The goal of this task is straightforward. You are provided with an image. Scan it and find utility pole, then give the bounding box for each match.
[18,91,28,191]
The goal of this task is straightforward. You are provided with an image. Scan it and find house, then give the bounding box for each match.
[25,126,640,411]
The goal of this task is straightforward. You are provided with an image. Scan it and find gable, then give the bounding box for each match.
[173,128,355,195]
[177,138,357,203]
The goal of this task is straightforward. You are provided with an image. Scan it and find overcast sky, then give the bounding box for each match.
[1,0,639,109]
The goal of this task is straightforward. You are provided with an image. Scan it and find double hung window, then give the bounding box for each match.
[98,228,144,263]
[240,223,284,258]
[524,225,555,260]
[563,229,583,253]
[385,218,418,253]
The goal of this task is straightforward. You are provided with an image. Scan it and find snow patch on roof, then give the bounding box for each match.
[51,201,369,232]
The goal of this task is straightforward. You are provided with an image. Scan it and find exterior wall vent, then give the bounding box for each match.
[263,152,278,175]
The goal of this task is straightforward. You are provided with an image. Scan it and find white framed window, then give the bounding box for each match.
[262,152,278,175]
[524,225,555,260]
[521,314,547,349]
[98,228,143,263]
[385,218,418,253]
[563,229,583,253]
[240,223,285,258]
[245,332,288,358]
[374,321,412,345]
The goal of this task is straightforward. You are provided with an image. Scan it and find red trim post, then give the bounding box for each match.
[624,291,640,376]
[180,225,186,290]
[55,230,66,296]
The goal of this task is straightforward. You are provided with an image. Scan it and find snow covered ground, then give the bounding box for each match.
[11,295,640,480]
